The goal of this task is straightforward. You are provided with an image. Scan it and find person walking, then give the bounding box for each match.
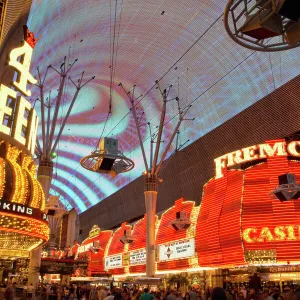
[4,282,14,300]
[141,289,154,300]
[189,289,197,300]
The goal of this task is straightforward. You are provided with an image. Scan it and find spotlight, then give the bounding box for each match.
[224,0,300,51]
[269,173,300,202]
[81,137,134,176]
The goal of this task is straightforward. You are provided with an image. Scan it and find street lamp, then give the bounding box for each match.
[119,82,193,277]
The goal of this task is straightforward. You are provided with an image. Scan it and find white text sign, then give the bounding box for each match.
[158,238,195,262]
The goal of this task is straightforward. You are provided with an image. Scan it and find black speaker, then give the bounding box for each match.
[99,157,115,171]
[47,209,56,216]
[277,0,300,22]
[278,173,296,185]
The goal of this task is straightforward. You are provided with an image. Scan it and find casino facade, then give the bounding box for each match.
[66,139,300,287]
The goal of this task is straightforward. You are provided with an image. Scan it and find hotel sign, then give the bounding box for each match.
[0,27,38,155]
[243,225,300,243]
[0,201,47,221]
[129,249,146,265]
[105,254,122,269]
[214,141,300,179]
[158,238,195,262]
[78,242,94,254]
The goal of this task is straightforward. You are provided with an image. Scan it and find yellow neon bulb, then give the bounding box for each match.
[0,84,15,135]
[12,96,32,146]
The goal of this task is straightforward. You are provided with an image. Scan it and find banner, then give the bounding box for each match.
[158,238,195,261]
[105,254,122,269]
[129,249,146,265]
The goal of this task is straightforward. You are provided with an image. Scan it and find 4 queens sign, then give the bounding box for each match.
[0,26,38,154]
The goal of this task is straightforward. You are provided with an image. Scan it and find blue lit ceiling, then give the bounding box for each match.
[27,0,300,212]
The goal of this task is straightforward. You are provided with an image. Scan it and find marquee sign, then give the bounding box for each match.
[197,139,300,267]
[0,202,47,221]
[105,254,122,269]
[243,225,299,243]
[158,238,195,262]
[129,249,146,266]
[78,242,94,254]
[214,140,300,179]
[0,26,38,155]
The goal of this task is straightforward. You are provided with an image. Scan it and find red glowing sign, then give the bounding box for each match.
[197,139,300,267]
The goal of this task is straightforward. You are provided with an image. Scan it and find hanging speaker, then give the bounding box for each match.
[285,22,300,46]
[241,10,283,40]
[277,0,300,22]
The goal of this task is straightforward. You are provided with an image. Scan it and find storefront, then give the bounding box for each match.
[197,139,300,289]
[71,139,300,290]
[0,25,49,283]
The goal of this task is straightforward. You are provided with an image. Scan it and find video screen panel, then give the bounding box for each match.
[27,0,300,212]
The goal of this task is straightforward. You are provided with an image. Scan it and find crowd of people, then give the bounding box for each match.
[4,283,300,300]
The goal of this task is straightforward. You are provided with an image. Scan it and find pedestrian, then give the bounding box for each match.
[189,288,197,300]
[184,293,191,300]
[4,282,14,300]
[141,289,154,300]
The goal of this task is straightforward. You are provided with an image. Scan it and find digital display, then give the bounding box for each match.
[27,1,300,212]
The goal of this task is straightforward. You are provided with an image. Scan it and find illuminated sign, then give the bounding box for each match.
[129,249,146,265]
[214,141,300,179]
[78,242,94,254]
[88,225,101,238]
[0,28,38,155]
[0,202,47,221]
[243,226,300,243]
[158,238,195,262]
[105,254,122,269]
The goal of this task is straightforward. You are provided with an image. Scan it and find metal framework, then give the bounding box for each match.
[224,0,300,51]
[44,196,68,251]
[119,81,193,277]
[119,82,193,186]
[28,55,94,286]
[80,150,134,174]
[34,57,95,199]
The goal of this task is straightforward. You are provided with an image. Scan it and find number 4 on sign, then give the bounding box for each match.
[8,40,37,97]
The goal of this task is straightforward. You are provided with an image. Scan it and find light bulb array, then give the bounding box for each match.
[0,141,49,257]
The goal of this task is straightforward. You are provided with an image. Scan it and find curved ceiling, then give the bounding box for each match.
[27,0,300,212]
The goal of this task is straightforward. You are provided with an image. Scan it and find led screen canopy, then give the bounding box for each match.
[27,0,300,212]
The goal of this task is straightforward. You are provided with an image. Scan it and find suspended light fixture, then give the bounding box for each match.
[224,0,300,51]
[119,229,135,244]
[269,173,300,201]
[44,195,67,251]
[80,137,134,177]
[170,211,191,231]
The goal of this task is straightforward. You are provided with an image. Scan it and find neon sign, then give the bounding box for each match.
[0,201,47,221]
[214,141,300,179]
[0,26,38,155]
[243,226,299,243]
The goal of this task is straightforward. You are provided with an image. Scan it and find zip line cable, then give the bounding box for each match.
[53,12,228,194]
[66,49,257,206]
